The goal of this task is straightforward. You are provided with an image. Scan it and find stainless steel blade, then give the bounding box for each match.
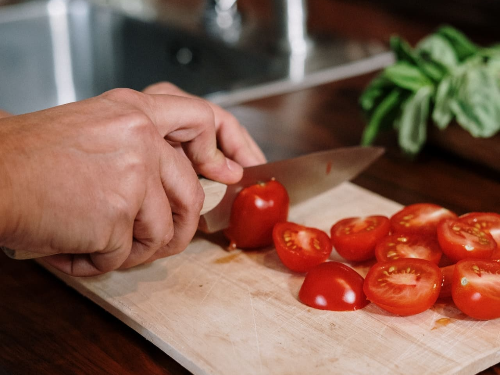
[199,146,384,233]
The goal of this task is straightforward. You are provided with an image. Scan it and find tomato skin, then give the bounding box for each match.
[438,264,455,302]
[363,258,442,316]
[224,180,289,249]
[298,262,368,311]
[452,259,500,320]
[459,212,500,260]
[437,219,496,263]
[390,203,457,235]
[375,232,443,265]
[330,216,391,262]
[273,222,332,273]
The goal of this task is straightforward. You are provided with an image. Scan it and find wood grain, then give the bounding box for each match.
[41,182,500,375]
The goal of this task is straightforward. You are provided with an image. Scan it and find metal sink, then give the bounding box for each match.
[0,0,393,115]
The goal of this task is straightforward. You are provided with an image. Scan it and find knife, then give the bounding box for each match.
[3,146,383,260]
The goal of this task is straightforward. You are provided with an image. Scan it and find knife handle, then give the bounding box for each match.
[2,178,227,260]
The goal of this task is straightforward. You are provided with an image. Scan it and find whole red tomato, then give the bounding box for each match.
[224,179,289,249]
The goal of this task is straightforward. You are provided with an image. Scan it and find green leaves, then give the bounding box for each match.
[360,25,500,156]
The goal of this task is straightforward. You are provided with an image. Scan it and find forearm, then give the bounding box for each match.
[0,118,17,245]
[0,109,12,119]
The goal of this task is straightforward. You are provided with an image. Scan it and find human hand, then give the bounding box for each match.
[0,88,243,276]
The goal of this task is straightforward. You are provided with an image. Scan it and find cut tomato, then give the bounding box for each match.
[273,222,332,273]
[437,219,496,263]
[452,259,500,320]
[375,232,443,265]
[438,264,455,302]
[298,262,368,311]
[390,203,457,235]
[224,179,289,249]
[459,212,500,260]
[330,215,390,262]
[363,258,442,316]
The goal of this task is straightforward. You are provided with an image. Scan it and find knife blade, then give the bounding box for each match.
[3,146,383,260]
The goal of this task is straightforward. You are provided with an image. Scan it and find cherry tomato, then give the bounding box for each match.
[224,179,289,249]
[390,203,457,235]
[452,259,500,320]
[459,212,500,260]
[330,216,390,262]
[375,232,443,265]
[437,219,496,263]
[298,262,368,311]
[273,222,332,273]
[363,258,442,316]
[438,264,455,302]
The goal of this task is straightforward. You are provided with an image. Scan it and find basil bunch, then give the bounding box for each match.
[360,26,500,155]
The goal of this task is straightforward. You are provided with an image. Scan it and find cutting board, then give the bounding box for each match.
[42,182,500,375]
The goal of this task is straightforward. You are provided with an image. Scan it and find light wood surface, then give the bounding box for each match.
[41,182,500,375]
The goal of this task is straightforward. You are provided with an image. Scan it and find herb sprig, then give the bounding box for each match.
[360,26,500,155]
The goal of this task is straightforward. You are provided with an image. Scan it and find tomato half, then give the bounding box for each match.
[224,179,289,249]
[375,232,443,265]
[273,222,332,273]
[452,259,500,320]
[298,261,368,311]
[459,212,500,260]
[390,203,457,235]
[438,264,455,302]
[363,258,442,316]
[330,216,390,262]
[437,219,496,263]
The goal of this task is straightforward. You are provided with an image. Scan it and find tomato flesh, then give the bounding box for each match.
[273,222,332,273]
[299,262,368,311]
[459,212,500,260]
[224,179,289,249]
[438,264,455,302]
[437,219,496,263]
[363,258,442,316]
[330,215,390,262]
[452,259,500,320]
[375,232,443,265]
[390,203,457,235]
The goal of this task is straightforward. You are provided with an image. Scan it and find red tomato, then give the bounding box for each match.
[459,212,500,260]
[330,216,390,262]
[452,259,500,320]
[437,219,496,263]
[438,264,455,302]
[375,232,443,265]
[363,258,442,316]
[273,222,332,273]
[298,262,368,311]
[390,203,457,235]
[224,179,289,249]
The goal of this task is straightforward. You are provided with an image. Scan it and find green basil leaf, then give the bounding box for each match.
[432,75,455,129]
[398,86,433,155]
[416,34,458,69]
[359,75,393,113]
[383,62,433,92]
[437,25,478,62]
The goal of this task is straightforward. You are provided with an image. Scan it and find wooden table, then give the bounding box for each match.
[1,1,500,374]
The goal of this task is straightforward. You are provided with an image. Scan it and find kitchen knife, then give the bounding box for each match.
[3,146,383,260]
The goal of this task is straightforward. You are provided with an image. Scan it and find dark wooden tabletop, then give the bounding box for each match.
[1,0,500,374]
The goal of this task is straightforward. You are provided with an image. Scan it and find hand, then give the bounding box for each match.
[0,88,244,276]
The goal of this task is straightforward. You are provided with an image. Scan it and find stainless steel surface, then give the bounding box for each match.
[199,146,385,233]
[0,0,393,115]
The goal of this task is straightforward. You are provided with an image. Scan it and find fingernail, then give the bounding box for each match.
[226,158,243,174]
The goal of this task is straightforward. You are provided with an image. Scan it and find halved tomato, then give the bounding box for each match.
[330,216,390,262]
[363,258,442,316]
[298,261,368,311]
[273,222,332,273]
[452,259,500,320]
[390,203,457,235]
[438,264,455,302]
[459,212,500,260]
[374,232,443,265]
[437,219,496,263]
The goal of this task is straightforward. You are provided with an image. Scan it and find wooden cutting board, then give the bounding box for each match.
[42,182,500,375]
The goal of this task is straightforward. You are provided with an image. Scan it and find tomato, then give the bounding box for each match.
[452,259,500,320]
[390,203,457,235]
[298,261,368,311]
[273,222,332,273]
[459,212,500,260]
[224,179,289,249]
[330,216,390,262]
[375,232,443,265]
[438,264,455,302]
[363,258,442,316]
[437,219,496,263]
